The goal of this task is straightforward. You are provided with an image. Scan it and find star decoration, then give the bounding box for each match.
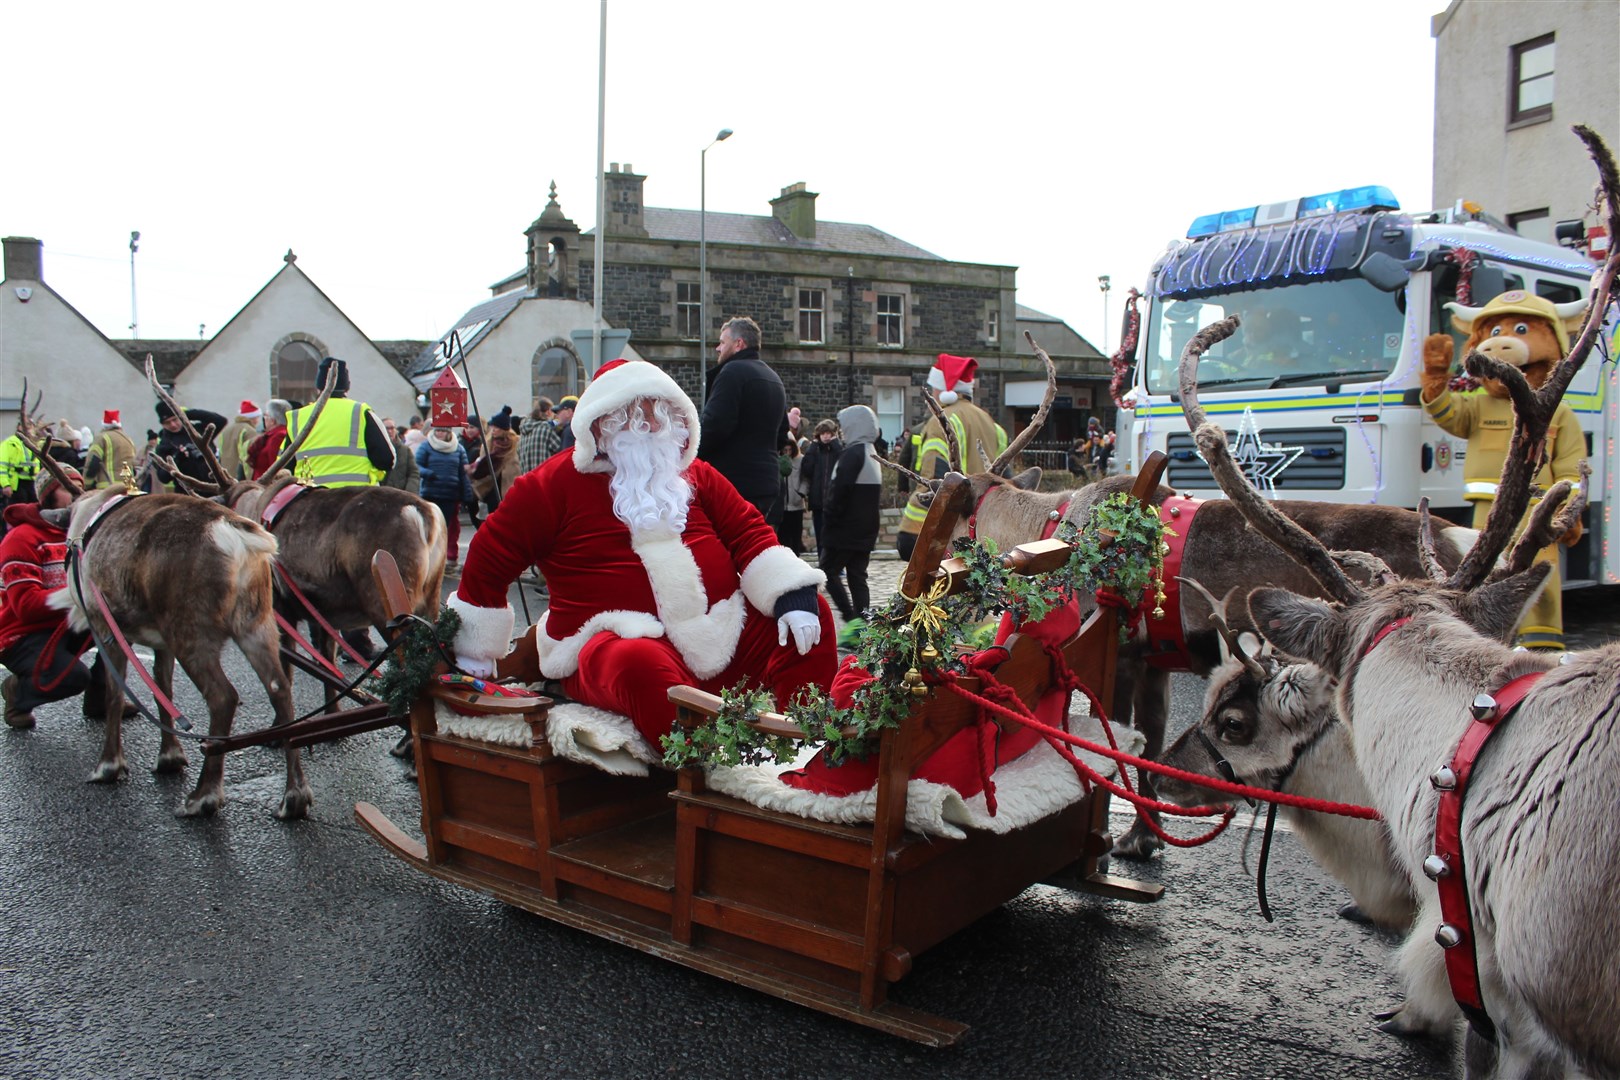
[1204,407,1304,497]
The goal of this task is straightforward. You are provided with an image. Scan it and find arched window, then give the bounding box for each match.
[274,337,326,406]
[533,343,584,405]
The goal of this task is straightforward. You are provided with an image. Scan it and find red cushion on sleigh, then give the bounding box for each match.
[781,600,1085,799]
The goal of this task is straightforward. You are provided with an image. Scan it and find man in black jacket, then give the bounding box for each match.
[151,400,229,491]
[698,316,787,522]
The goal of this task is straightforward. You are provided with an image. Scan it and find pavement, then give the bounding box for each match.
[3,536,1617,1079]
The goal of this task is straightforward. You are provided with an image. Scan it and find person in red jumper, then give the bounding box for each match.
[0,467,128,728]
[447,358,836,749]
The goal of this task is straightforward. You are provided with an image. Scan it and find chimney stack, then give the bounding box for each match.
[2,237,44,282]
[770,182,818,240]
[603,164,648,238]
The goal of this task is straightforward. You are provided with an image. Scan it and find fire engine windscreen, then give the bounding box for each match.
[1141,278,1406,394]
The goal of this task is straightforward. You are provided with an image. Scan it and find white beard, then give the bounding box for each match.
[604,423,692,534]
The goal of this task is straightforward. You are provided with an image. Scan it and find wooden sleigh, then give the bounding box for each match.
[355,453,1170,1045]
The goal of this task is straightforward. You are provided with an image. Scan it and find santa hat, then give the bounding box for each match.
[571,358,701,475]
[927,354,978,405]
[102,410,121,428]
[238,400,262,421]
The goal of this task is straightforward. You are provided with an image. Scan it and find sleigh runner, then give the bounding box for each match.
[355,454,1171,1044]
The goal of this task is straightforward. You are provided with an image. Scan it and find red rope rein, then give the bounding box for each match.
[932,666,1381,849]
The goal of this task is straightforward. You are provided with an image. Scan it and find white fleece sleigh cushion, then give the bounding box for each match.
[432,701,661,777]
[705,705,1145,840]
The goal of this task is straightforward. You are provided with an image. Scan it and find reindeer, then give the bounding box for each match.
[1166,125,1620,1080]
[1155,582,1418,931]
[888,337,1479,860]
[146,367,446,692]
[10,395,311,819]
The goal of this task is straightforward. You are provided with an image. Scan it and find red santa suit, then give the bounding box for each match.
[449,360,836,746]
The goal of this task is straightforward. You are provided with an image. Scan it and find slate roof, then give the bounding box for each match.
[375,340,434,378]
[622,208,945,261]
[116,341,204,387]
[408,288,537,380]
[1014,304,1105,360]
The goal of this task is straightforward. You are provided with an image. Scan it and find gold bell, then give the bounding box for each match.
[918,644,939,665]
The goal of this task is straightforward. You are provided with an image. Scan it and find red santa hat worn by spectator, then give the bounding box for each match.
[927,354,978,406]
[237,400,262,421]
[102,410,122,429]
[571,358,703,475]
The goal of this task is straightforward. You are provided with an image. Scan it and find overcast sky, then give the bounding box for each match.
[8,0,1447,356]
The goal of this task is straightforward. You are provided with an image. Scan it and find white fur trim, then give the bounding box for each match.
[629,528,747,679]
[448,594,515,665]
[739,545,826,615]
[533,608,665,679]
[571,360,701,475]
[937,390,960,406]
[431,700,660,777]
[706,709,1143,840]
[547,703,660,775]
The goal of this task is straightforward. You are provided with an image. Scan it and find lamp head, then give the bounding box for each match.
[716,128,733,141]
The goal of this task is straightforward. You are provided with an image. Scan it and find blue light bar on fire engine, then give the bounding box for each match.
[1186,185,1401,238]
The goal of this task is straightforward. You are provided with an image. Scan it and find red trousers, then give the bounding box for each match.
[561,598,838,747]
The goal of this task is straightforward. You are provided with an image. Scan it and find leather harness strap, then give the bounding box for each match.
[1362,616,1548,1042]
[258,482,308,530]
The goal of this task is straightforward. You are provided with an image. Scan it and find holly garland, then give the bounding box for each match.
[368,605,463,718]
[661,491,1171,770]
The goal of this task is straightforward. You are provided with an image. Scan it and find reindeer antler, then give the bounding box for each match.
[1414,499,1450,584]
[147,357,237,491]
[1448,126,1618,591]
[258,364,340,480]
[1178,317,1366,605]
[877,454,929,488]
[921,389,964,472]
[1178,576,1264,678]
[15,379,84,500]
[986,333,1059,475]
[1488,463,1590,582]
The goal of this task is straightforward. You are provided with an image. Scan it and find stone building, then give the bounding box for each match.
[457,169,1106,454]
[1432,0,1619,244]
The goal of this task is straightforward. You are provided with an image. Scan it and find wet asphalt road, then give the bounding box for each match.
[2,580,1615,1080]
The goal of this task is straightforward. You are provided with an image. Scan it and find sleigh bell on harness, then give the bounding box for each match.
[1470,693,1498,721]
[1434,923,1465,949]
[1422,854,1452,880]
[1430,766,1458,791]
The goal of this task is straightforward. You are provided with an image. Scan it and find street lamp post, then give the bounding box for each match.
[129,231,140,338]
[699,127,733,408]
[1098,274,1112,354]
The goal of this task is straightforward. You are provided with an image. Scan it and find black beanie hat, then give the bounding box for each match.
[155,400,177,421]
[316,356,351,394]
[488,405,514,431]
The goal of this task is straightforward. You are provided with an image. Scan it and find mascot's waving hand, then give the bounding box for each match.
[1421,290,1588,650]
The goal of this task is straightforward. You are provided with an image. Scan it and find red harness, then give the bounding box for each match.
[1362,617,1547,1042]
[1141,494,1202,670]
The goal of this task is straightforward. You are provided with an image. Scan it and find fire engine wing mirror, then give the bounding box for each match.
[1358,251,1411,293]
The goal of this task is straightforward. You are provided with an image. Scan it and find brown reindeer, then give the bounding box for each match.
[10,398,311,819]
[886,339,1479,859]
[1168,125,1619,1080]
[147,367,446,685]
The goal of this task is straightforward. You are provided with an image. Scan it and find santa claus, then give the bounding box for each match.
[449,358,837,746]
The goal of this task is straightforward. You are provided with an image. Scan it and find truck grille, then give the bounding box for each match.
[1165,427,1347,491]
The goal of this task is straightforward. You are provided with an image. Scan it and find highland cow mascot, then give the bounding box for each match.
[1421,289,1588,650]
[448,359,837,748]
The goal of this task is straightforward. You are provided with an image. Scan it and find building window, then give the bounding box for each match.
[1509,34,1554,126]
[799,288,825,344]
[877,293,904,347]
[276,339,322,404]
[676,282,701,339]
[1508,208,1552,245]
[986,309,1000,344]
